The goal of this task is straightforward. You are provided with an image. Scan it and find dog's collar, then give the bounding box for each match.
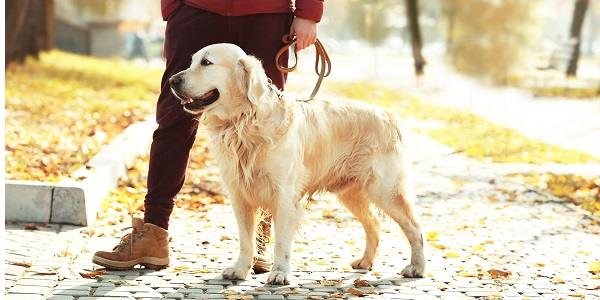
[266,79,284,101]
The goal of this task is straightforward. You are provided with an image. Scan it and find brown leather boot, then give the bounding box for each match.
[92,218,169,270]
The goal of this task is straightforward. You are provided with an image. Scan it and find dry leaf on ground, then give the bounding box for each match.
[8,261,32,268]
[353,279,372,287]
[23,223,38,230]
[347,287,366,297]
[589,260,600,274]
[487,269,511,279]
[79,269,106,279]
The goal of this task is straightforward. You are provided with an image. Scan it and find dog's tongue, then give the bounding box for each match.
[199,89,215,100]
[181,90,215,105]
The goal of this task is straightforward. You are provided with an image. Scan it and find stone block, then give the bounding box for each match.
[5,180,53,223]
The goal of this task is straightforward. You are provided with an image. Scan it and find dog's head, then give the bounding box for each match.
[169,43,272,121]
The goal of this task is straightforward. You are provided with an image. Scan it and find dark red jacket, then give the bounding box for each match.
[161,0,324,22]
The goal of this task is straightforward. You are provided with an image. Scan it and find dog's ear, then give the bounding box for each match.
[235,55,268,105]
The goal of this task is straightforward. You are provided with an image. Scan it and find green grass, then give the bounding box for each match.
[328,82,598,164]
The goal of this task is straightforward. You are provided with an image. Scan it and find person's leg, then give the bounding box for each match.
[93,4,231,270]
[145,5,232,229]
[239,13,294,90]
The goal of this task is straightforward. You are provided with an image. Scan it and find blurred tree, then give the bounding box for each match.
[441,0,540,83]
[6,0,54,66]
[405,0,426,76]
[348,0,392,75]
[566,0,589,76]
[349,0,392,48]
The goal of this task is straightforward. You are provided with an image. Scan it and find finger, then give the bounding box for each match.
[297,35,307,51]
[309,33,316,46]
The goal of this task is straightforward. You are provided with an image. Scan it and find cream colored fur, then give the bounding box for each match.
[171,43,425,284]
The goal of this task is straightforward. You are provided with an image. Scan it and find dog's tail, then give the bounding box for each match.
[384,109,404,144]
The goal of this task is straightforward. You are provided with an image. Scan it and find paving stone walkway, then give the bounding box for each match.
[5,132,600,300]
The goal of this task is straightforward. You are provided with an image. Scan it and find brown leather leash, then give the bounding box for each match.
[275,34,331,101]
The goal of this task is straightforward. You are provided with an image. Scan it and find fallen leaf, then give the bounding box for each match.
[347,287,366,297]
[79,269,106,279]
[589,260,600,274]
[322,210,335,219]
[552,276,566,284]
[32,267,60,275]
[533,262,545,267]
[24,223,38,230]
[430,243,447,250]
[353,279,371,287]
[426,231,439,242]
[172,265,189,273]
[320,279,342,286]
[472,244,485,253]
[8,261,32,268]
[458,271,481,278]
[487,269,511,279]
[444,251,460,258]
[220,235,233,241]
[569,293,585,298]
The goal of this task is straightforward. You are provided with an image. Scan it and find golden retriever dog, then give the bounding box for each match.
[169,43,425,284]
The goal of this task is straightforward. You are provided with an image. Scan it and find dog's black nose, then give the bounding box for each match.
[169,75,182,87]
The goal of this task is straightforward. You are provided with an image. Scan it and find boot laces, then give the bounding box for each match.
[113,226,148,255]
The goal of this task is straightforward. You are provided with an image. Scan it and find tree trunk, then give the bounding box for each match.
[5,0,54,66]
[566,0,589,77]
[405,0,426,76]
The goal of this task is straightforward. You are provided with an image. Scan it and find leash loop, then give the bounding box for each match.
[275,34,331,101]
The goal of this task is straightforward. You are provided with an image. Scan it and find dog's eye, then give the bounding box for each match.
[201,58,212,66]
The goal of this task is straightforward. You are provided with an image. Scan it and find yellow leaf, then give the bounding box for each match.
[315,259,328,266]
[472,245,485,253]
[426,231,439,242]
[172,265,189,272]
[458,271,481,277]
[533,262,545,267]
[430,243,447,250]
[444,252,459,258]
[552,276,566,284]
[589,260,600,274]
[322,210,334,218]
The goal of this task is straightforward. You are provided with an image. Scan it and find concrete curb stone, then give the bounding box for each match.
[5,116,156,226]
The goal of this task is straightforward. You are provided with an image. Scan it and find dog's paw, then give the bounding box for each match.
[351,257,373,270]
[222,265,250,280]
[266,270,289,285]
[401,263,424,278]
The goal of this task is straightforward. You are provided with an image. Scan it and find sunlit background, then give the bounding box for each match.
[5,0,600,218]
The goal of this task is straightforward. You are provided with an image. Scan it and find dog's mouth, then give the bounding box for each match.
[171,88,220,112]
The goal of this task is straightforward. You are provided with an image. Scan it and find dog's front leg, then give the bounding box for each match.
[267,200,304,285]
[222,199,256,280]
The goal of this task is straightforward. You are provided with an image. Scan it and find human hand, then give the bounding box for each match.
[290,17,317,51]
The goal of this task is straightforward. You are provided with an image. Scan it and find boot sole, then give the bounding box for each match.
[92,255,169,271]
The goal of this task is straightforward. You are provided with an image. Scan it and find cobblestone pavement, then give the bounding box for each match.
[4,133,600,300]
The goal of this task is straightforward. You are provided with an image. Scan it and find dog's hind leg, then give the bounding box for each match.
[222,199,257,280]
[368,179,425,278]
[267,199,304,285]
[337,184,380,270]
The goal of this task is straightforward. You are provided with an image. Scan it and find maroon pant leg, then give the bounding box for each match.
[144,4,291,229]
